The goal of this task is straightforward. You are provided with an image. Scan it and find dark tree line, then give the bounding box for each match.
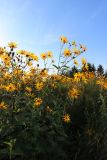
[62,63,107,78]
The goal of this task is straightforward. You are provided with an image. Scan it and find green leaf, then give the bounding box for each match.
[52,64,60,69]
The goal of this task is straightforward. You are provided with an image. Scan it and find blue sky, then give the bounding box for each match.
[0,0,107,69]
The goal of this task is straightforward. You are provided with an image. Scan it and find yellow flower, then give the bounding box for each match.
[96,79,107,89]
[64,48,71,56]
[0,47,6,54]
[27,61,32,66]
[72,41,76,46]
[80,44,87,52]
[82,64,89,72]
[17,50,39,61]
[82,46,87,52]
[13,68,22,75]
[87,72,95,78]
[34,98,43,107]
[40,69,48,77]
[1,54,11,66]
[8,42,17,49]
[20,51,31,57]
[35,82,44,90]
[82,76,88,83]
[74,72,84,82]
[1,54,10,61]
[5,83,16,92]
[60,36,68,43]
[0,102,7,109]
[27,52,39,61]
[68,88,80,99]
[47,51,53,58]
[74,60,78,66]
[81,58,87,65]
[3,72,11,80]
[31,54,38,61]
[104,83,107,89]
[85,64,89,70]
[72,48,80,55]
[30,67,37,74]
[63,114,71,123]
[17,50,27,56]
[40,53,47,60]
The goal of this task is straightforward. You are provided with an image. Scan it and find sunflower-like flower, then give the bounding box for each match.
[64,48,71,57]
[34,98,43,107]
[63,114,71,123]
[96,79,107,89]
[0,102,7,109]
[0,47,6,55]
[60,36,68,43]
[1,54,11,66]
[17,50,27,56]
[27,61,32,66]
[40,53,47,60]
[47,51,53,58]
[35,82,44,91]
[29,53,38,61]
[72,48,80,55]
[8,42,17,49]
[40,69,48,77]
[80,44,87,52]
[81,58,87,65]
[74,60,78,66]
[5,83,16,92]
[68,88,80,99]
[72,41,76,46]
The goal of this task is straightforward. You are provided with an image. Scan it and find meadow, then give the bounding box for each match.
[0,36,107,160]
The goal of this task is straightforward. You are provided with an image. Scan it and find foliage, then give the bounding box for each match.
[97,64,104,76]
[64,63,107,78]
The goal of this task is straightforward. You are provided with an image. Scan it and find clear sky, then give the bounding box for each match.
[0,0,107,69]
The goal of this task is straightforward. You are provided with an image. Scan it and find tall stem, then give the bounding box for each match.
[57,43,64,74]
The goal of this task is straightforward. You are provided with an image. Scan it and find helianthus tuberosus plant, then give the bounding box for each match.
[0,37,107,160]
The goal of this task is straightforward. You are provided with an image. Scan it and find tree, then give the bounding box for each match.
[69,66,78,77]
[97,65,104,76]
[87,63,96,73]
[105,70,107,77]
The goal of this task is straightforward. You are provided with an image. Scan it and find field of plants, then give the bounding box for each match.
[0,36,107,160]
